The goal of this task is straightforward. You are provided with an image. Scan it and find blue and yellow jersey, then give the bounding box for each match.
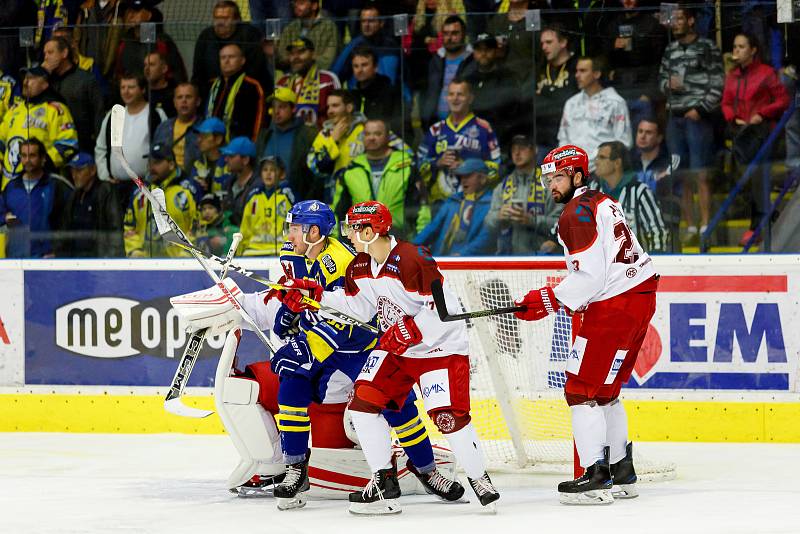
[279,238,377,362]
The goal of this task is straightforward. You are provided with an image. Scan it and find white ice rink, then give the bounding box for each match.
[1,433,795,534]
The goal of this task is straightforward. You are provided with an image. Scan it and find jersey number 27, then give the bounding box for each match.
[613,221,639,265]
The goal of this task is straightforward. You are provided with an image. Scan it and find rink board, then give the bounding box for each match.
[1,256,800,441]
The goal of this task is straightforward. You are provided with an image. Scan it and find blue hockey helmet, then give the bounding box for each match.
[285,200,336,236]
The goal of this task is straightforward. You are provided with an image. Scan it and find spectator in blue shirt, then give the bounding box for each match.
[414,158,496,256]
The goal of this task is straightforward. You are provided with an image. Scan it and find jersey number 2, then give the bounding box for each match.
[613,221,639,265]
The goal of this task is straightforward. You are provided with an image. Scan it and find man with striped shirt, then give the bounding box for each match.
[591,141,670,253]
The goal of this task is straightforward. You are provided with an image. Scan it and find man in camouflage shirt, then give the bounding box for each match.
[658,5,723,241]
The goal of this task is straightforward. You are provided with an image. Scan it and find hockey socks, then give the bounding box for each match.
[387,413,435,473]
[571,403,607,469]
[602,399,628,464]
[442,422,486,480]
[349,410,394,472]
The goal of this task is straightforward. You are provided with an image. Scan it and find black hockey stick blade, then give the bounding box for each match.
[164,328,214,418]
[430,278,526,321]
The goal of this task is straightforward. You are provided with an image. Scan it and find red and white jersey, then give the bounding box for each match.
[554,186,657,311]
[320,237,469,358]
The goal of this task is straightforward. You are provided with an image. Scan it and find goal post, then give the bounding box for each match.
[437,258,675,480]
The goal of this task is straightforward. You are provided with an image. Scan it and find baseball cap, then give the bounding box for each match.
[199,193,221,211]
[260,155,286,171]
[473,33,498,48]
[193,117,226,135]
[511,134,535,147]
[453,158,489,176]
[149,143,174,161]
[269,87,297,105]
[221,136,257,158]
[20,64,50,81]
[67,152,95,168]
[286,37,315,51]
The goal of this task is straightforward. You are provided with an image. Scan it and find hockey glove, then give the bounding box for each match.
[270,337,314,378]
[170,278,243,335]
[514,286,560,322]
[273,304,300,339]
[262,275,288,304]
[379,315,423,355]
[283,278,324,313]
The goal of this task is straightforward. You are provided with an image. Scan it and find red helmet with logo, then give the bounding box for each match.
[540,145,590,187]
[342,201,393,236]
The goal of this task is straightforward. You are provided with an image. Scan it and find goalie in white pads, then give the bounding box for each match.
[513,145,658,505]
[284,201,500,515]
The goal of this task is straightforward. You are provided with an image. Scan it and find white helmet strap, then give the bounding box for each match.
[354,228,380,254]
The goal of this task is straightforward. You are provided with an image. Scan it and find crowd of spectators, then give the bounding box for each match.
[0,0,798,259]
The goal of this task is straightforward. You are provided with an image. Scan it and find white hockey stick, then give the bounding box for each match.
[163,232,242,418]
[109,105,279,356]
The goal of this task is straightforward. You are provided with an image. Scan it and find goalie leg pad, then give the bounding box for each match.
[244,361,280,413]
[214,330,283,491]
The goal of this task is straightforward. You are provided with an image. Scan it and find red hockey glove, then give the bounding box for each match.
[379,315,423,355]
[514,286,560,322]
[283,278,324,313]
[263,276,288,304]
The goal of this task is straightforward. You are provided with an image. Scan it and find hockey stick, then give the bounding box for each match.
[430,278,526,321]
[163,232,242,418]
[109,105,278,355]
[160,238,378,334]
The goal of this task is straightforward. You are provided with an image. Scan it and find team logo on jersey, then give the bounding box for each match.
[467,125,479,138]
[376,296,404,332]
[626,267,637,278]
[320,254,336,274]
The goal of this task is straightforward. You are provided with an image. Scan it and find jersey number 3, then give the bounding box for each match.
[613,221,639,265]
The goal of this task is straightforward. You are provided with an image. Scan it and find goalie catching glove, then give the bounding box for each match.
[379,315,422,355]
[170,278,243,334]
[271,337,314,378]
[514,286,560,322]
[283,278,324,313]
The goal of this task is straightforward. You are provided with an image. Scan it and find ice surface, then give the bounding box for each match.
[0,433,795,534]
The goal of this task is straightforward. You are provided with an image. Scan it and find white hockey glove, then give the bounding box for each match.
[170,278,243,335]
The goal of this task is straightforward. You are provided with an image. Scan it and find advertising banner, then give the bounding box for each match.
[24,266,276,386]
[0,263,24,385]
[626,267,798,391]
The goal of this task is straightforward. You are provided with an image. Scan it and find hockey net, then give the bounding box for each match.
[438,259,676,481]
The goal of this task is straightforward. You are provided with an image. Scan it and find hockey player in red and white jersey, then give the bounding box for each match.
[514,145,658,505]
[283,201,500,514]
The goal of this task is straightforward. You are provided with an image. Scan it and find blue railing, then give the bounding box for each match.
[700,102,797,253]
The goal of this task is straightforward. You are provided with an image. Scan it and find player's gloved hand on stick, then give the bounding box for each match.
[514,286,560,322]
[273,305,300,339]
[283,278,324,313]
[378,315,422,355]
[262,275,288,304]
[270,338,315,378]
[170,278,243,335]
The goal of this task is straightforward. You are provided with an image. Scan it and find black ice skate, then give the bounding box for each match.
[274,452,311,510]
[407,460,466,502]
[467,472,500,508]
[348,462,402,515]
[610,441,638,499]
[233,472,286,498]
[558,447,614,505]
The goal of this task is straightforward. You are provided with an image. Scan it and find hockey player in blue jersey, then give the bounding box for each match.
[417,77,502,207]
[257,200,465,510]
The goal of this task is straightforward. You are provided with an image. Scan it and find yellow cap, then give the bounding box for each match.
[270,87,297,104]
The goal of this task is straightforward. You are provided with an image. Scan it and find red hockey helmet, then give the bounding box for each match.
[540,144,590,188]
[341,201,393,237]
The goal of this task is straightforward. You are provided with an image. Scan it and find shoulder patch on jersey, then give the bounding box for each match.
[281,241,295,252]
[320,253,337,274]
[559,194,599,254]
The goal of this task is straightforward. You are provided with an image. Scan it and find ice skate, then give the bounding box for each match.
[407,460,465,502]
[274,454,310,510]
[558,448,614,505]
[610,442,638,499]
[232,472,285,498]
[348,464,402,515]
[467,472,499,510]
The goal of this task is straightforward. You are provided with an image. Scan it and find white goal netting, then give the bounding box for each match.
[440,261,676,481]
